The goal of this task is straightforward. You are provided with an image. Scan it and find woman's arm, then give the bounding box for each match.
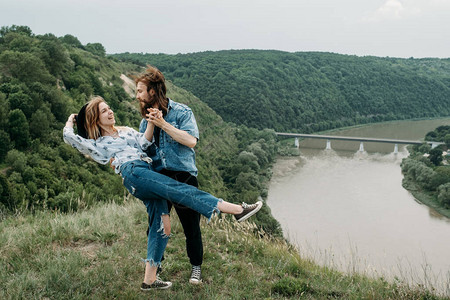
[144,115,156,143]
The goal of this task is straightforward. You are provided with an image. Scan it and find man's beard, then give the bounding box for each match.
[141,97,156,111]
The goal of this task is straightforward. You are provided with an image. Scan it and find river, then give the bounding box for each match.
[267,119,450,296]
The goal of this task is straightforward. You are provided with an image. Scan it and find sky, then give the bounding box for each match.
[1,0,450,58]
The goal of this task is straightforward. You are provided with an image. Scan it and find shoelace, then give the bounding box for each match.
[242,202,256,209]
[152,279,169,287]
[191,266,201,279]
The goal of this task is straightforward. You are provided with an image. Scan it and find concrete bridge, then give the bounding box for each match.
[276,132,444,153]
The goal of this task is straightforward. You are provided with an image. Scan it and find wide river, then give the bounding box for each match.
[267,119,450,296]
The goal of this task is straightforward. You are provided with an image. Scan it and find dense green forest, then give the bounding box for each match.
[401,126,450,217]
[0,26,280,234]
[112,50,450,132]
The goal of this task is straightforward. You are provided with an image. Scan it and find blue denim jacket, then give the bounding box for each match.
[139,99,199,176]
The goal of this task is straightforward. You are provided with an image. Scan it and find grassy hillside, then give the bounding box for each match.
[112,50,450,132]
[1,199,444,299]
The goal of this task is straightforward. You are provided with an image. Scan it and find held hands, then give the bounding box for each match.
[146,108,165,128]
[65,114,77,128]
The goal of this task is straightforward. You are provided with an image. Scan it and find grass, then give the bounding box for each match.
[1,199,447,299]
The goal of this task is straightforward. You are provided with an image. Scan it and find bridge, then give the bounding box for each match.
[275,132,444,153]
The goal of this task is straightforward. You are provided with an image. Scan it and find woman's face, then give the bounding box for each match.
[98,102,115,127]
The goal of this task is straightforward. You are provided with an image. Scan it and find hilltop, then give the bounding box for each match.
[1,199,444,299]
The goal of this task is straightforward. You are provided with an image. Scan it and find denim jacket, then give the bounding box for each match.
[139,99,199,176]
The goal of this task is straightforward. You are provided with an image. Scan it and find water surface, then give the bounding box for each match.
[268,119,450,295]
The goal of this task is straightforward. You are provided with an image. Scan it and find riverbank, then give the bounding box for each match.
[402,177,450,219]
[1,199,445,299]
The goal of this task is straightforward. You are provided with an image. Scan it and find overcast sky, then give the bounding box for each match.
[1,0,450,58]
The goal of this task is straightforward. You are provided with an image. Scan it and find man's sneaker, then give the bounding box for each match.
[234,200,263,222]
[189,265,202,285]
[140,279,172,291]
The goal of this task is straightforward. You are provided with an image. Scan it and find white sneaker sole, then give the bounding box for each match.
[189,278,203,285]
[237,200,263,222]
[141,281,172,290]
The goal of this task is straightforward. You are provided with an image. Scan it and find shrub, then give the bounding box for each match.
[437,182,450,207]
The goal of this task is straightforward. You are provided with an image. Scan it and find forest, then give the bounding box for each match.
[401,126,450,215]
[0,26,280,234]
[113,50,450,133]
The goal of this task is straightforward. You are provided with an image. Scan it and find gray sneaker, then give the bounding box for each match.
[234,200,263,222]
[189,265,202,284]
[141,279,172,290]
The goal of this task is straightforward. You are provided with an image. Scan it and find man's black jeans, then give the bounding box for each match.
[147,169,203,266]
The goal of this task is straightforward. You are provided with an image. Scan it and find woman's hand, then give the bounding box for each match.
[146,108,166,128]
[65,114,77,128]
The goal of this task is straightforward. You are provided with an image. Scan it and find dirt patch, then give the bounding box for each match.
[120,74,135,97]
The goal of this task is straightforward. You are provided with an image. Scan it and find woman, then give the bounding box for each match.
[63,96,262,290]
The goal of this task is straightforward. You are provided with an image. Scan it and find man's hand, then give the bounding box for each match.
[146,108,166,128]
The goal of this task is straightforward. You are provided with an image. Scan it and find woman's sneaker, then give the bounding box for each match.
[141,279,172,290]
[234,200,263,222]
[189,265,202,284]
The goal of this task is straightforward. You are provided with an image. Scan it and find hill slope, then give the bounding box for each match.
[113,50,450,132]
[1,199,444,299]
[0,26,280,234]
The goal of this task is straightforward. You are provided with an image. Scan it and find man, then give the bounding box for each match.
[134,66,203,284]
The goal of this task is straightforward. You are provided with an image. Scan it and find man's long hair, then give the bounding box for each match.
[133,66,168,118]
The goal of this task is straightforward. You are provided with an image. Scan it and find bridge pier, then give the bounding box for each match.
[294,137,299,148]
[326,139,331,150]
[394,144,398,154]
[359,142,364,152]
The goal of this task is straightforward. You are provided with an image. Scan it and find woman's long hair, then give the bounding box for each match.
[133,66,168,118]
[85,96,106,140]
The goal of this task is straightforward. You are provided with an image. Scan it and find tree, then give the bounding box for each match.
[0,130,10,162]
[7,91,33,118]
[444,134,450,148]
[0,92,9,131]
[8,109,30,150]
[237,151,260,172]
[0,50,54,85]
[29,105,55,142]
[1,32,34,52]
[59,34,83,48]
[85,43,106,57]
[5,149,28,174]
[429,148,443,166]
[38,34,69,76]
[437,182,450,207]
[0,25,33,38]
[0,174,12,210]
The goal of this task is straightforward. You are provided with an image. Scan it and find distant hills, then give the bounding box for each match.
[112,50,450,132]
